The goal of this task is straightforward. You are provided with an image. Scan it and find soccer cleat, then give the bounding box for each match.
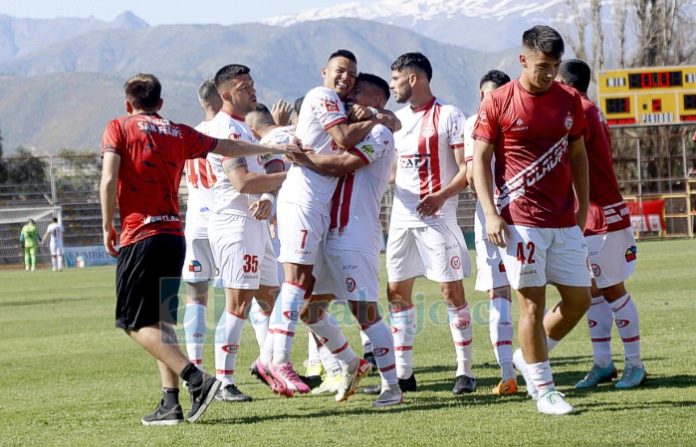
[216,384,253,402]
[336,358,372,402]
[360,383,382,395]
[186,374,221,423]
[452,375,477,395]
[250,358,275,390]
[614,363,647,389]
[304,361,325,378]
[575,363,618,388]
[299,374,323,390]
[398,374,417,392]
[513,348,538,400]
[141,400,184,426]
[311,371,343,395]
[373,383,404,407]
[492,378,518,395]
[269,362,311,394]
[363,352,378,370]
[536,389,574,415]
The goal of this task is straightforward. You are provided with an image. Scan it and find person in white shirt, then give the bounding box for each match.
[41,217,64,271]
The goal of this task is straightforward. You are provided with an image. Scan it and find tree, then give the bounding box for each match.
[6,147,48,185]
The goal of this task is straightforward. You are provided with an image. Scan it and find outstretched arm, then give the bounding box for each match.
[285,150,367,177]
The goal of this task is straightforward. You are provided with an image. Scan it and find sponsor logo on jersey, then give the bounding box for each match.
[258,153,274,164]
[283,310,299,321]
[188,260,202,273]
[625,246,637,262]
[588,319,598,328]
[478,111,488,123]
[399,154,430,170]
[222,344,239,354]
[346,277,356,293]
[450,256,461,270]
[565,113,574,130]
[511,118,528,132]
[615,319,630,328]
[360,144,375,157]
[324,99,340,113]
[591,263,602,278]
[373,347,390,357]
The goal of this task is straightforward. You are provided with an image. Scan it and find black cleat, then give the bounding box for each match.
[216,384,253,402]
[452,375,477,395]
[363,352,378,370]
[361,383,382,395]
[186,375,221,423]
[398,374,417,392]
[299,374,323,390]
[141,400,184,426]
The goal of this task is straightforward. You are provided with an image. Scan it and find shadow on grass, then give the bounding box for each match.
[0,296,91,307]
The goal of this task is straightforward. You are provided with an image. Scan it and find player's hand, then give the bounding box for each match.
[349,104,372,122]
[103,226,119,257]
[376,110,402,132]
[249,199,272,221]
[271,99,294,126]
[284,149,312,166]
[485,214,510,248]
[417,193,446,217]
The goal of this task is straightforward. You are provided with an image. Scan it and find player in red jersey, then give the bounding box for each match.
[472,26,591,415]
[100,73,294,425]
[557,59,645,389]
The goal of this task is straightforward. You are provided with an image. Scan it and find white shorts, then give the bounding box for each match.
[499,225,591,289]
[314,247,380,302]
[49,241,64,256]
[474,238,509,292]
[259,225,280,288]
[585,228,637,289]
[208,214,265,290]
[386,221,470,283]
[182,237,216,283]
[277,201,329,266]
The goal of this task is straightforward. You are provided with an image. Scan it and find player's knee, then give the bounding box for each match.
[440,280,464,303]
[601,283,627,302]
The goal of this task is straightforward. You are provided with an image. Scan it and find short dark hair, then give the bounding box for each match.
[198,78,220,105]
[123,73,161,110]
[214,64,251,89]
[558,59,591,93]
[328,49,357,63]
[294,96,305,114]
[522,25,564,60]
[248,103,276,127]
[356,73,390,101]
[52,217,58,223]
[391,52,432,81]
[479,69,511,89]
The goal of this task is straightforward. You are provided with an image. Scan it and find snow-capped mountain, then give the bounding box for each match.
[265,0,581,52]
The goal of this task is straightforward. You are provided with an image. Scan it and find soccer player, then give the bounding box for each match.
[387,52,475,395]
[181,79,222,373]
[557,59,646,389]
[100,73,293,425]
[20,219,39,271]
[472,26,591,415]
[41,217,65,271]
[463,69,517,395]
[287,73,403,406]
[271,50,387,395]
[205,64,286,402]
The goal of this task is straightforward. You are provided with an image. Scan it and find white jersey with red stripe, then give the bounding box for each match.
[278,86,348,214]
[327,124,395,252]
[206,111,263,216]
[184,120,217,239]
[392,97,466,228]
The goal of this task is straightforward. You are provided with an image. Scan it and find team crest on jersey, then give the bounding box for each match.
[188,260,202,273]
[421,126,436,138]
[591,263,602,278]
[346,277,356,293]
[625,245,637,262]
[564,114,574,130]
[222,344,239,354]
[450,256,461,270]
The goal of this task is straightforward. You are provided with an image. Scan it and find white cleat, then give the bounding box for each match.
[373,383,403,407]
[536,390,574,415]
[513,348,538,400]
[311,371,343,395]
[336,358,371,402]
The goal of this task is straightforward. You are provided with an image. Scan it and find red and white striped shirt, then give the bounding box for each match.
[184,120,218,239]
[392,97,466,227]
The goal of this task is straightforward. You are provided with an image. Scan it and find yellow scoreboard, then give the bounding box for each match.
[598,65,696,127]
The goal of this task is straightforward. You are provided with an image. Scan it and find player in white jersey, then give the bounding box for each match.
[270,50,394,396]
[287,73,402,406]
[386,52,475,395]
[463,70,517,395]
[205,64,287,402]
[41,217,64,271]
[182,79,222,375]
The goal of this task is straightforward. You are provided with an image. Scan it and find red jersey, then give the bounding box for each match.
[473,80,586,228]
[101,113,217,247]
[580,96,631,235]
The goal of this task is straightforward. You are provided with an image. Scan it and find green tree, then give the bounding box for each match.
[7,147,48,184]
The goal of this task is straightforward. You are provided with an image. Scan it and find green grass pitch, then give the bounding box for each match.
[1,239,695,446]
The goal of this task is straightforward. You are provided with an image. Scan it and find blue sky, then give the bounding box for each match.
[0,0,357,24]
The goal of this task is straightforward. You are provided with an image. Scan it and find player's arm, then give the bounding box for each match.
[287,150,367,177]
[465,159,474,190]
[99,151,121,257]
[416,147,468,217]
[473,139,509,248]
[569,137,590,230]
[40,230,50,245]
[212,138,298,159]
[223,158,286,195]
[325,119,383,151]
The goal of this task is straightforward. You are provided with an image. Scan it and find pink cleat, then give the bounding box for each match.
[269,362,311,394]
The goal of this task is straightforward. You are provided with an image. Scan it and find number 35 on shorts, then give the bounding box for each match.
[243,254,259,273]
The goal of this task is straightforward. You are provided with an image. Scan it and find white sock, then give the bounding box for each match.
[214,310,245,385]
[270,282,305,365]
[318,340,342,373]
[360,330,373,355]
[57,255,64,270]
[260,327,274,365]
[527,360,555,394]
[448,303,473,377]
[547,337,559,353]
[307,313,356,364]
[587,296,613,367]
[51,257,57,270]
[610,294,642,367]
[390,306,416,380]
[307,329,322,365]
[249,298,270,349]
[362,318,397,385]
[489,295,514,379]
[183,303,207,368]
